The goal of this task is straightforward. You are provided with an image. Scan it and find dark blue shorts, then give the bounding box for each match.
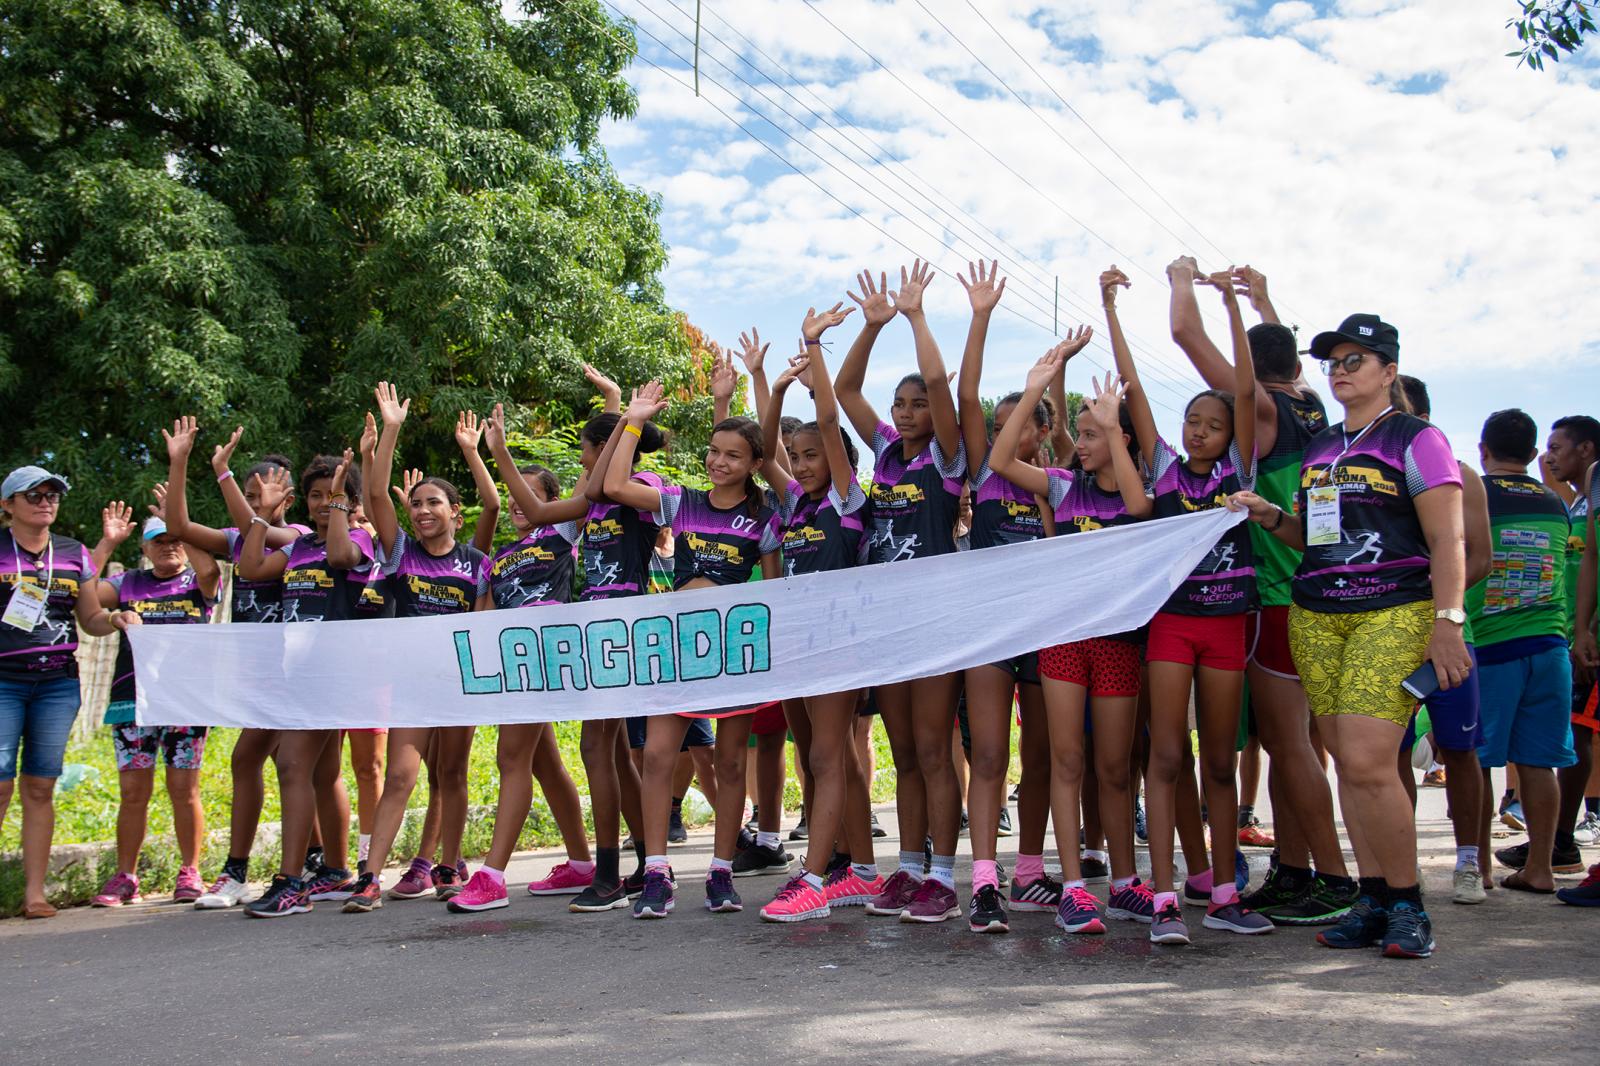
[626,715,714,751]
[1409,643,1482,753]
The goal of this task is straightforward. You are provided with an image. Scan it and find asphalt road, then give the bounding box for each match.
[1,784,1592,1065]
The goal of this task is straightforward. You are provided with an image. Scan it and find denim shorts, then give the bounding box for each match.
[0,676,83,781]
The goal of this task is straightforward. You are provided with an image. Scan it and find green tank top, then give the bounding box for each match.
[1467,472,1571,646]
[1250,388,1327,607]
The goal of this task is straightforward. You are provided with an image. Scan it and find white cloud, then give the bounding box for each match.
[1263,2,1316,31]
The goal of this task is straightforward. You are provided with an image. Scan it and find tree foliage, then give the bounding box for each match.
[0,0,708,545]
[1507,1,1595,70]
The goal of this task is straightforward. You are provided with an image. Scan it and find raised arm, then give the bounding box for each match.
[837,269,897,444]
[157,416,226,558]
[735,330,770,420]
[1171,256,1279,456]
[236,468,294,581]
[1084,372,1153,518]
[454,410,501,554]
[1232,265,1281,326]
[711,345,737,426]
[324,450,364,569]
[585,415,627,504]
[369,381,411,555]
[988,348,1063,498]
[583,363,623,415]
[1210,268,1257,467]
[208,425,265,535]
[602,383,669,513]
[92,501,136,579]
[1100,266,1159,466]
[1047,325,1093,466]
[957,260,1005,466]
[802,302,858,500]
[891,259,961,461]
[485,404,591,524]
[762,356,802,489]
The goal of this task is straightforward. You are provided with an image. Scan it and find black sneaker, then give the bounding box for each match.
[997,807,1014,837]
[968,884,1009,933]
[731,842,793,877]
[1009,783,1021,802]
[736,826,757,852]
[1316,896,1387,949]
[1270,875,1356,927]
[623,867,645,897]
[632,870,675,919]
[825,851,851,877]
[431,863,463,901]
[960,810,970,834]
[745,805,760,833]
[1134,797,1148,844]
[1240,864,1300,913]
[705,868,742,912]
[569,880,629,912]
[304,865,355,902]
[1495,840,1585,874]
[1379,901,1435,959]
[301,848,325,881]
[668,808,688,846]
[1010,874,1063,912]
[1080,854,1110,884]
[244,874,311,919]
[870,813,887,838]
[788,814,809,841]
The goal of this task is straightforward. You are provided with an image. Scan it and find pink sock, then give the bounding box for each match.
[1154,891,1178,912]
[973,859,999,891]
[1187,866,1214,892]
[1211,883,1239,906]
[569,859,595,875]
[1015,853,1045,884]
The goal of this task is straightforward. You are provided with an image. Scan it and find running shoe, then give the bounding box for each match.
[1315,896,1385,949]
[1010,874,1063,913]
[1234,850,1251,890]
[1079,854,1110,885]
[623,867,645,897]
[1556,862,1600,907]
[432,863,464,901]
[705,868,743,913]
[1495,840,1585,874]
[448,870,509,913]
[865,869,922,916]
[1009,782,1021,802]
[1107,879,1155,923]
[1421,768,1447,788]
[1134,797,1148,844]
[788,814,809,841]
[960,810,969,835]
[1379,901,1435,959]
[305,865,356,902]
[301,848,324,881]
[1452,863,1487,905]
[900,878,960,923]
[341,873,382,913]
[1263,875,1355,926]
[194,873,250,909]
[1054,885,1106,934]
[527,862,594,896]
[1182,875,1212,907]
[823,866,885,907]
[387,858,433,900]
[1150,902,1189,944]
[632,870,675,918]
[668,808,688,845]
[91,872,140,908]
[171,866,204,904]
[824,850,851,877]
[1203,900,1274,935]
[1574,812,1600,847]
[731,841,793,878]
[1238,820,1276,849]
[568,880,630,913]
[997,806,1014,837]
[1500,797,1526,831]
[760,876,830,923]
[247,874,313,918]
[870,812,887,838]
[1239,863,1295,910]
[744,804,759,832]
[967,884,1009,933]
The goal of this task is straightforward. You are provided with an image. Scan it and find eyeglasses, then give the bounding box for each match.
[1319,352,1369,376]
[20,490,62,506]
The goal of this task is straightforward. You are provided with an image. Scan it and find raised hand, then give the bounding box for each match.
[1166,255,1200,283]
[1206,268,1241,303]
[583,363,622,406]
[801,302,854,342]
[846,269,896,328]
[774,353,811,394]
[163,416,200,465]
[1099,266,1131,310]
[958,260,1006,315]
[484,403,508,453]
[391,468,424,509]
[710,345,737,404]
[211,425,244,476]
[331,449,356,497]
[374,381,411,428]
[455,410,484,453]
[1231,265,1270,313]
[101,501,135,544]
[1085,371,1128,432]
[736,329,769,374]
[359,411,378,458]
[250,466,293,519]
[149,481,168,520]
[888,259,936,316]
[625,380,668,424]
[1024,348,1065,395]
[1059,324,1094,360]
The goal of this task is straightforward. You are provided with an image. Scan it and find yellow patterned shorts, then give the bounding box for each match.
[1287,600,1434,726]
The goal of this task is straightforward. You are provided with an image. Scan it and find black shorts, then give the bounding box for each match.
[982,651,1040,686]
[626,715,715,750]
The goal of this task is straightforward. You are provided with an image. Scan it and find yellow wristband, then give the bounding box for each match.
[623,423,642,438]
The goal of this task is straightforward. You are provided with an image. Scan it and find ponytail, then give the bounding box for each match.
[742,474,764,519]
[1388,376,1412,415]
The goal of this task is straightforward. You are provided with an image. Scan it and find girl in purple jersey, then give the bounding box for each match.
[835,261,970,924]
[991,350,1154,937]
[446,403,602,913]
[952,262,1095,934]
[1101,266,1271,945]
[602,381,782,919]
[345,382,493,914]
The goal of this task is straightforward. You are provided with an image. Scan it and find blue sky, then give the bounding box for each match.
[546,0,1600,470]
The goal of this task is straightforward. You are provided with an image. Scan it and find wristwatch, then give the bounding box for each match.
[1435,608,1467,626]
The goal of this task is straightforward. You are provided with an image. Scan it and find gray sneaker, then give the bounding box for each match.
[1452,863,1487,904]
[1202,900,1274,935]
[1575,812,1600,847]
[1150,902,1190,944]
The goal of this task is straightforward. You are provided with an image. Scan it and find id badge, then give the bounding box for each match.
[1305,485,1341,547]
[2,581,49,632]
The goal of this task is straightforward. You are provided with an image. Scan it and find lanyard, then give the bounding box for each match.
[13,534,54,593]
[1315,406,1394,487]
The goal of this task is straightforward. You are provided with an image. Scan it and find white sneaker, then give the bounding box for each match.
[1574,813,1600,847]
[1452,863,1486,905]
[194,873,251,909]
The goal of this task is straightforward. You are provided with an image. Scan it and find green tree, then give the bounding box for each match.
[1507,1,1594,70]
[0,0,701,545]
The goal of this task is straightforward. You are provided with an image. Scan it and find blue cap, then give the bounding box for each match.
[142,517,168,541]
[2,466,70,499]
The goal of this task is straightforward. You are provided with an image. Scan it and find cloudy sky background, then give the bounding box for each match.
[542,0,1599,468]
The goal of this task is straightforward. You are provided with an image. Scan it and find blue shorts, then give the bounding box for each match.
[1405,644,1482,752]
[1476,643,1576,769]
[0,676,82,781]
[626,715,714,751]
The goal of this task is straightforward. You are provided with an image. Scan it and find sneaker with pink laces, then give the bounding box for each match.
[447,870,509,913]
[760,875,831,922]
[527,861,595,896]
[92,872,141,908]
[387,858,433,900]
[823,866,886,907]
[171,866,204,904]
[899,877,961,923]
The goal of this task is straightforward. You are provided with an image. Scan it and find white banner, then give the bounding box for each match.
[130,509,1245,729]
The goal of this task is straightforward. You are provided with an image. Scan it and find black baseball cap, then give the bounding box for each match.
[1310,313,1400,364]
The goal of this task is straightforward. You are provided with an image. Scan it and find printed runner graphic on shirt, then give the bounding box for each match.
[129,509,1245,729]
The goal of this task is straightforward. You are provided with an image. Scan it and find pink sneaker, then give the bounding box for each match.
[387,858,433,900]
[447,870,509,913]
[822,866,886,907]
[92,872,141,908]
[527,861,595,896]
[760,875,830,922]
[171,866,203,903]
[864,868,922,916]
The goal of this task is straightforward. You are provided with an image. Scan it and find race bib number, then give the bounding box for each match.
[3,581,49,632]
[1305,485,1341,547]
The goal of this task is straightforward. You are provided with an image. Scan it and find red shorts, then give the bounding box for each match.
[1147,612,1247,671]
[1038,638,1142,698]
[1247,606,1298,679]
[750,700,788,736]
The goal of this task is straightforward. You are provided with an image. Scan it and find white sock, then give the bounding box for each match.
[1456,845,1479,871]
[358,834,371,863]
[480,865,504,882]
[756,830,781,850]
[1083,849,1108,864]
[802,871,824,889]
[645,854,669,871]
[709,857,733,873]
[852,862,879,880]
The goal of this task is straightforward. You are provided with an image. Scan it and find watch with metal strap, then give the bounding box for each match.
[1435,608,1467,626]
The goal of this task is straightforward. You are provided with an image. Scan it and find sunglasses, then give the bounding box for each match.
[19,489,62,505]
[1319,352,1370,376]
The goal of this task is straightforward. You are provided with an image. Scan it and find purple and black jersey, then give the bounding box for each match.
[868,421,967,564]
[657,486,781,588]
[582,471,663,601]
[1045,466,1149,644]
[383,530,490,618]
[1149,438,1257,616]
[1293,413,1460,614]
[0,531,97,681]
[969,448,1047,550]
[107,567,213,703]
[490,522,579,609]
[779,479,869,576]
[277,526,379,623]
[223,524,310,624]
